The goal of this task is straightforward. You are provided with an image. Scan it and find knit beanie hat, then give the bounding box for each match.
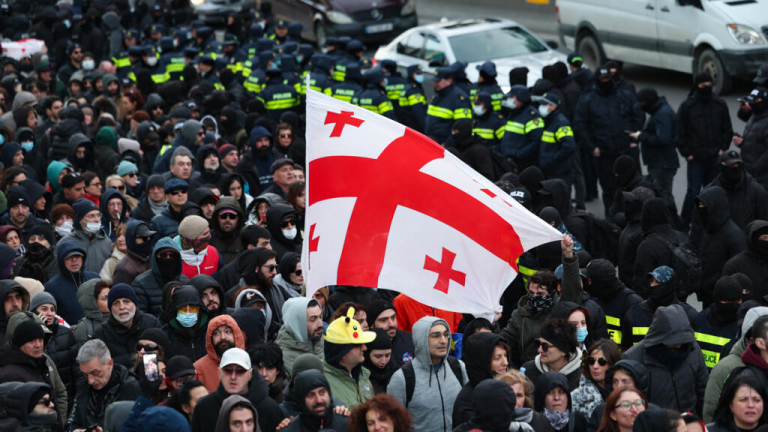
[714,275,742,302]
[139,328,170,354]
[365,300,396,328]
[218,144,237,159]
[51,204,75,224]
[6,187,30,208]
[30,292,57,312]
[117,160,139,177]
[178,215,209,239]
[292,353,325,378]
[367,328,392,351]
[147,174,166,190]
[108,283,139,307]
[13,319,45,348]
[540,319,576,355]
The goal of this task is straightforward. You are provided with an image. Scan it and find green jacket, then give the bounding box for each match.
[322,361,373,409]
[703,337,746,423]
[276,325,323,378]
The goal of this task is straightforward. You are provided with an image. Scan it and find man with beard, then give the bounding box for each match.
[232,247,286,324]
[2,187,45,240]
[191,274,229,318]
[193,145,224,187]
[190,188,220,222]
[15,224,58,284]
[92,283,161,367]
[366,300,414,367]
[194,315,247,392]
[219,145,240,175]
[112,221,156,286]
[211,197,245,264]
[284,370,350,432]
[277,297,325,376]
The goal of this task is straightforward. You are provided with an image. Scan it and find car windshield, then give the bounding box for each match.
[448,26,548,63]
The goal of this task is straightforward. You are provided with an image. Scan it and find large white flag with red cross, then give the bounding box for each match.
[301,87,561,319]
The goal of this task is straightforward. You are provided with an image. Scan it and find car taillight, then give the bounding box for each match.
[372,58,376,66]
[555,5,560,24]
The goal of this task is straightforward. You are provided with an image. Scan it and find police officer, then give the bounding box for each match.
[621,266,698,351]
[353,68,396,120]
[142,46,166,84]
[476,61,504,111]
[297,44,314,78]
[244,51,273,95]
[500,85,543,170]
[287,22,304,43]
[331,61,364,104]
[148,23,165,43]
[197,55,224,90]
[241,39,274,79]
[333,39,365,82]
[221,33,247,76]
[113,29,139,77]
[471,93,505,151]
[307,55,334,96]
[379,59,408,113]
[535,92,577,188]
[258,66,300,122]
[269,19,289,45]
[692,275,741,370]
[196,26,222,57]
[121,45,145,80]
[398,65,427,133]
[157,36,185,81]
[585,259,642,346]
[425,67,472,146]
[450,61,477,100]
[242,30,271,60]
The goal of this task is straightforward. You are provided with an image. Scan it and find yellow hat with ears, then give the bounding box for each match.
[324,307,376,344]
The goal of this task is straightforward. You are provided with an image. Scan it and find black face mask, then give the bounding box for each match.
[597,80,613,94]
[752,99,768,116]
[157,256,181,279]
[697,86,712,99]
[722,165,743,186]
[135,241,153,259]
[711,302,739,322]
[697,205,708,226]
[649,283,676,308]
[26,242,50,260]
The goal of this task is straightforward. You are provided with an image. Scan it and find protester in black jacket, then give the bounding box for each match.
[453,380,516,432]
[161,286,209,362]
[739,87,768,191]
[30,292,79,401]
[634,88,679,195]
[705,151,768,236]
[693,186,748,306]
[449,118,494,180]
[723,219,768,301]
[452,332,509,427]
[617,186,655,287]
[676,72,733,228]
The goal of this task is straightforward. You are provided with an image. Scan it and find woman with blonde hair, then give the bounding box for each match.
[497,370,555,432]
[99,223,128,282]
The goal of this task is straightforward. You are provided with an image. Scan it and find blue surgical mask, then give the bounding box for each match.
[176,311,198,328]
[21,142,33,152]
[576,327,588,344]
[414,74,424,84]
[383,78,389,87]
[295,55,303,64]
[0,134,6,146]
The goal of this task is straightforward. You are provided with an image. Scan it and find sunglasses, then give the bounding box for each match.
[117,186,126,191]
[294,269,302,276]
[279,133,292,138]
[90,182,103,188]
[137,343,159,352]
[219,213,237,220]
[281,219,296,228]
[197,131,205,137]
[262,264,277,272]
[170,189,188,196]
[222,366,248,375]
[37,398,53,407]
[535,340,553,352]
[587,357,608,366]
[126,172,137,178]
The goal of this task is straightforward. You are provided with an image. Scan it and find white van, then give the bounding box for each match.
[556,0,768,93]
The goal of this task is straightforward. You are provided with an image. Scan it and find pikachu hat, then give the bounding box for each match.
[324,307,376,344]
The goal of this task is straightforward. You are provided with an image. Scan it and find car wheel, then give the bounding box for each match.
[696,48,732,95]
[315,23,328,48]
[577,33,605,71]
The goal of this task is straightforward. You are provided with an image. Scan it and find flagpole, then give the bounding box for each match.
[304,74,311,295]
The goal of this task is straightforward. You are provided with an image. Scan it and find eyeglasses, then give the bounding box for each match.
[587,357,608,366]
[136,343,159,352]
[293,269,302,276]
[170,189,188,196]
[262,265,277,272]
[535,340,553,352]
[37,398,53,407]
[615,399,646,411]
[219,213,237,220]
[281,219,296,228]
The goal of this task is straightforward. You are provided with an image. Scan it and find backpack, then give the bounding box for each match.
[648,231,702,301]
[402,356,464,407]
[573,212,621,264]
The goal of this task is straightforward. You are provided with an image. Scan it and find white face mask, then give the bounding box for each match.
[538,104,551,118]
[146,56,158,67]
[85,222,102,234]
[282,227,297,240]
[82,60,95,70]
[473,105,486,116]
[56,221,74,237]
[502,98,519,109]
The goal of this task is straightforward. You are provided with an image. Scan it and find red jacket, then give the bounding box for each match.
[181,245,222,279]
[392,294,462,333]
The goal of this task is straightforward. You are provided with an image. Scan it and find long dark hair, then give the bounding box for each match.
[582,339,621,382]
[714,372,768,429]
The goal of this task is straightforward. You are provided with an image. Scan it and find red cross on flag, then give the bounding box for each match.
[302,87,561,319]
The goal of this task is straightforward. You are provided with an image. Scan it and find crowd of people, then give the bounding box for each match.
[1,1,768,432]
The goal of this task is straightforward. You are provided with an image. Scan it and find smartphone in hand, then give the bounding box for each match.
[143,354,158,382]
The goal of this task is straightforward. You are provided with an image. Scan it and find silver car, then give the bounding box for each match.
[374,18,567,97]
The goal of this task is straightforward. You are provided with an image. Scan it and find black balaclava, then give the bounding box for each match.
[710,276,741,326]
[694,72,713,100]
[752,226,768,256]
[452,118,474,150]
[518,166,545,194]
[613,155,638,188]
[721,163,745,189]
[156,250,181,280]
[597,77,613,95]
[538,206,562,228]
[641,198,669,232]
[636,88,659,113]
[648,270,678,309]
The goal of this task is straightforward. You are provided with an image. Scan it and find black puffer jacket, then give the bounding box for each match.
[47,118,84,161]
[266,204,302,263]
[161,286,209,362]
[741,110,768,189]
[639,97,679,170]
[46,319,79,401]
[92,309,161,368]
[693,186,748,304]
[538,179,588,247]
[723,220,768,301]
[132,237,188,315]
[452,332,504,427]
[675,91,733,161]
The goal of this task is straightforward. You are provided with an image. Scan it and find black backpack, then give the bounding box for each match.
[648,231,702,300]
[402,356,464,407]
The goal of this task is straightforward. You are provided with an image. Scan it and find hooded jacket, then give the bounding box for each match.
[112,221,153,286]
[452,332,504,427]
[3,382,58,430]
[191,374,284,432]
[92,298,161,368]
[237,247,286,323]
[99,188,130,242]
[453,380,516,432]
[214,395,261,432]
[266,203,302,262]
[533,371,588,432]
[587,359,654,432]
[283,370,349,432]
[210,196,245,264]
[132,237,189,315]
[387,317,468,432]
[190,274,230,318]
[585,259,642,347]
[72,279,111,346]
[723,220,768,301]
[67,133,100,174]
[273,252,302,299]
[276,297,324,375]
[161,286,210,362]
[193,144,224,187]
[623,304,708,414]
[0,311,69,423]
[44,241,100,324]
[62,200,113,274]
[0,279,29,346]
[42,301,80,403]
[153,120,202,174]
[235,288,276,342]
[706,167,768,236]
[194,315,246,392]
[48,118,84,163]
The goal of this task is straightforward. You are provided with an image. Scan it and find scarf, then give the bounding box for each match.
[149,198,168,216]
[544,408,570,430]
[510,408,536,432]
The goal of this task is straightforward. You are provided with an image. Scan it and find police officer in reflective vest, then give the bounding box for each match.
[306,55,335,96]
[258,66,300,123]
[585,259,642,346]
[621,266,698,351]
[352,68,396,121]
[501,85,543,170]
[379,59,408,116]
[331,62,364,104]
[476,61,505,111]
[471,92,505,152]
[693,275,741,369]
[425,66,472,146]
[399,65,427,133]
[535,92,577,188]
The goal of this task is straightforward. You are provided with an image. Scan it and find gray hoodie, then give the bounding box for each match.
[1,91,36,132]
[387,316,468,432]
[275,297,324,377]
[234,288,273,342]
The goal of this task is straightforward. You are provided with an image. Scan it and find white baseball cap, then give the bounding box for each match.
[219,348,251,370]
